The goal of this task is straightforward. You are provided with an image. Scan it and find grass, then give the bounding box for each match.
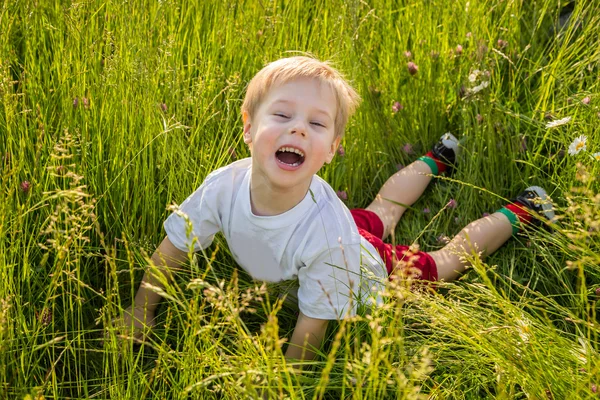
[1,0,599,398]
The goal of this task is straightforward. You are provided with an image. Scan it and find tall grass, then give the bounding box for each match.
[1,0,599,398]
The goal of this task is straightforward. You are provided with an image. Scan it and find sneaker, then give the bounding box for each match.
[431,132,460,174]
[514,186,556,226]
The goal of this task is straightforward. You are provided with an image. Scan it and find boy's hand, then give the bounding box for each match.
[108,305,155,342]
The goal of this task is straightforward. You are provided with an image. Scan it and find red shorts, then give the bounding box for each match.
[351,209,438,281]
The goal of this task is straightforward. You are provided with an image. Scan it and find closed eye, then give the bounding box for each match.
[311,121,326,128]
[274,113,289,119]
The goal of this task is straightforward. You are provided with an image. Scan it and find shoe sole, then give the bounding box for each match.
[525,186,556,222]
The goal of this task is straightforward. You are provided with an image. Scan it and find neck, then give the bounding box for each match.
[249,170,311,216]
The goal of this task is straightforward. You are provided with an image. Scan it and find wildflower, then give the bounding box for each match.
[20,181,31,193]
[82,97,90,109]
[470,80,489,94]
[482,212,490,217]
[160,103,167,112]
[497,39,508,49]
[545,116,572,129]
[447,199,457,209]
[337,144,345,156]
[423,208,430,214]
[592,152,600,161]
[36,308,52,326]
[73,97,79,108]
[476,114,484,124]
[466,32,472,38]
[336,190,347,201]
[455,44,463,55]
[392,101,403,113]
[454,217,460,224]
[396,163,404,171]
[596,287,600,296]
[581,96,590,105]
[403,51,412,59]
[403,143,414,155]
[407,61,419,76]
[592,384,597,394]
[568,135,587,156]
[468,70,480,82]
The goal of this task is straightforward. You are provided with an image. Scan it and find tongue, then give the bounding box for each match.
[277,151,302,165]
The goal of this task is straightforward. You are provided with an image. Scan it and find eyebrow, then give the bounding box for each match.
[271,99,333,121]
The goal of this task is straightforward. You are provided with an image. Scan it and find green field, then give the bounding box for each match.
[2,0,599,398]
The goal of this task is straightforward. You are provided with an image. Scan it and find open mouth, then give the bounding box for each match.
[275,146,305,167]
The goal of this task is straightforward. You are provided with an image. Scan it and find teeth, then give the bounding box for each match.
[278,147,304,158]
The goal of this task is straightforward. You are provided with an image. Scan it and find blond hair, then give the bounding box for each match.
[241,56,361,139]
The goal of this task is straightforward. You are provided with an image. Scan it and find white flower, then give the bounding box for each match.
[592,152,600,161]
[545,116,572,128]
[470,80,489,94]
[568,135,587,156]
[468,69,480,82]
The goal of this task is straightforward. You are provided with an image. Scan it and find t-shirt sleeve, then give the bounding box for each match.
[163,171,222,252]
[297,242,362,320]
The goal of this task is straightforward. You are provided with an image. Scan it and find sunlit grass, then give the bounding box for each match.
[1,0,599,398]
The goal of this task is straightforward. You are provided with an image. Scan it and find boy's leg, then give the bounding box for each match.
[429,212,512,281]
[366,133,459,240]
[429,186,555,281]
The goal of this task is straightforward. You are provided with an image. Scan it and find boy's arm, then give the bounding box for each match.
[133,236,188,312]
[284,311,329,362]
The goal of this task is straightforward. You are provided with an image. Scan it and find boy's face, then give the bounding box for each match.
[243,77,340,191]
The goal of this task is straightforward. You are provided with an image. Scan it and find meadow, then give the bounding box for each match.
[1,0,599,398]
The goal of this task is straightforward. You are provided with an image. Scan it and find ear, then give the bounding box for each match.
[325,136,342,164]
[242,111,252,145]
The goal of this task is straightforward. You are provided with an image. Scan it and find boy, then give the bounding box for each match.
[114,56,555,362]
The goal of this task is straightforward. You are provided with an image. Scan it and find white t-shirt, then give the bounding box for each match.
[164,158,386,320]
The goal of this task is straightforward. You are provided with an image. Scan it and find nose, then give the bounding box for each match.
[289,119,307,137]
